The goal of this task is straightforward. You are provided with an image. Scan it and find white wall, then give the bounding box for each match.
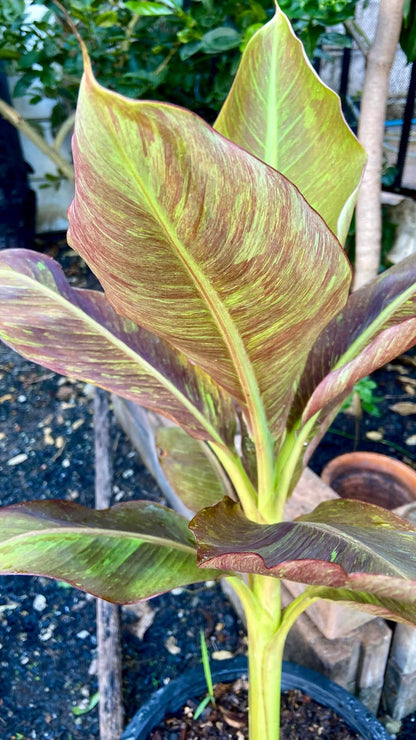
[11,88,74,233]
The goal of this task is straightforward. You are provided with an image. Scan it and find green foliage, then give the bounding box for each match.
[193,630,215,720]
[401,0,416,63]
[342,376,382,417]
[0,0,357,127]
[278,0,356,57]
[0,0,274,125]
[72,691,100,716]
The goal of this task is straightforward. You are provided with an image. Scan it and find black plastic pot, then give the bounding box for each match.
[120,657,391,740]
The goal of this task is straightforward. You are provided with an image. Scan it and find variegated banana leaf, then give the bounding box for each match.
[289,254,416,431]
[67,47,351,456]
[0,500,224,602]
[0,250,235,447]
[214,5,366,244]
[190,497,416,625]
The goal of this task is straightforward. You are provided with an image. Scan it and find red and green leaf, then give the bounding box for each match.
[290,254,416,429]
[214,5,366,244]
[67,51,351,449]
[0,500,224,602]
[0,250,235,446]
[156,426,232,512]
[305,583,416,625]
[190,497,416,624]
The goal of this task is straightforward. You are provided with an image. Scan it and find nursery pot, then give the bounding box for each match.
[120,657,391,740]
[321,452,416,510]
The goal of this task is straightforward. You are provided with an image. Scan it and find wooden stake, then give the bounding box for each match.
[94,388,124,740]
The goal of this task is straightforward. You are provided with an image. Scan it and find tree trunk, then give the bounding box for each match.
[353,0,405,290]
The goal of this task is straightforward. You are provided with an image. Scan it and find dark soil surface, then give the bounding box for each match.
[0,237,415,739]
[151,681,365,739]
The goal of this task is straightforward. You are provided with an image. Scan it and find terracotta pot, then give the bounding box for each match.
[120,658,391,740]
[321,452,416,510]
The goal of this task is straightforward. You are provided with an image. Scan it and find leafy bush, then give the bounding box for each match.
[0,0,357,128]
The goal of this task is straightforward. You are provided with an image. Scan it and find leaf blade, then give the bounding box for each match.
[67,55,351,448]
[0,500,224,603]
[0,250,235,446]
[291,255,416,427]
[190,498,416,624]
[214,6,366,244]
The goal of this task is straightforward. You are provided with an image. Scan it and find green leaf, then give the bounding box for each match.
[0,250,235,447]
[72,691,100,716]
[68,52,351,453]
[12,72,36,97]
[294,254,416,425]
[95,11,119,27]
[214,6,366,244]
[0,49,20,60]
[190,497,416,624]
[0,500,224,602]
[1,0,24,23]
[124,0,177,16]
[200,27,241,54]
[400,0,416,63]
[307,584,416,626]
[17,48,40,69]
[156,426,232,512]
[179,41,203,61]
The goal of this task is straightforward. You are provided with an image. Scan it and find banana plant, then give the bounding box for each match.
[0,4,416,738]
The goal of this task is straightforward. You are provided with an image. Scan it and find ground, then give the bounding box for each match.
[0,241,415,739]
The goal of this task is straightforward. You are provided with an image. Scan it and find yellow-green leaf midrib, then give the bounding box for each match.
[1,526,196,555]
[265,17,279,169]
[104,105,273,486]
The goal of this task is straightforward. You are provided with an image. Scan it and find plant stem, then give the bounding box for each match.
[245,576,282,740]
[230,575,318,739]
[265,417,316,522]
[210,443,262,522]
[53,112,76,153]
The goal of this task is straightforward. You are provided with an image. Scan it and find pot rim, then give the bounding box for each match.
[322,451,416,491]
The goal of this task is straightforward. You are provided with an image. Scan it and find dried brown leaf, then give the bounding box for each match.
[124,601,156,640]
[389,402,416,416]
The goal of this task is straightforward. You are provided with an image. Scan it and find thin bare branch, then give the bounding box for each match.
[0,97,75,181]
[53,112,76,153]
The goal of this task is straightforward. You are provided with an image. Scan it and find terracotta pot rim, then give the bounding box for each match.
[322,452,416,490]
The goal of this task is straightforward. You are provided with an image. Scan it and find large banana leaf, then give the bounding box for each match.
[289,254,416,427]
[190,498,416,625]
[67,50,351,449]
[0,250,235,446]
[214,5,366,244]
[0,500,224,602]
